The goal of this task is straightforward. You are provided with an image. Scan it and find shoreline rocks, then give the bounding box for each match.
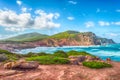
[69,55,102,65]
[4,59,39,69]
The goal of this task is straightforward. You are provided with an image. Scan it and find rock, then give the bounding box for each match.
[4,61,17,69]
[85,56,94,61]
[106,58,111,62]
[19,61,39,69]
[0,54,8,62]
[77,56,86,62]
[69,59,79,65]
[0,70,17,76]
[69,56,86,65]
[4,60,39,69]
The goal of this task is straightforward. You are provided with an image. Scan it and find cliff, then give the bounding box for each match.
[0,30,115,51]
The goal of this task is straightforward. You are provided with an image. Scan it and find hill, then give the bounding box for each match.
[0,30,115,51]
[2,32,49,42]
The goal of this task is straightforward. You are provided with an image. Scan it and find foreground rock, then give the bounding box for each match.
[69,55,101,65]
[4,60,39,69]
[18,61,39,69]
[0,61,120,80]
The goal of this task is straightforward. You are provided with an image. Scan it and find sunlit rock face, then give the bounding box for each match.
[0,31,115,51]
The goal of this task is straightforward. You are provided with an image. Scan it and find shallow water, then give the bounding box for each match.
[16,44,120,62]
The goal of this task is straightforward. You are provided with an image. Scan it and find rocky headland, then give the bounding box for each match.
[0,31,115,51]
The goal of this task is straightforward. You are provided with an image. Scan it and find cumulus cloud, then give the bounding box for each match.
[98,21,110,26]
[16,0,22,6]
[109,33,118,37]
[68,1,77,4]
[0,9,60,32]
[116,9,120,12]
[67,16,74,20]
[112,21,120,25]
[21,7,27,13]
[0,34,17,39]
[85,21,94,28]
[96,8,100,13]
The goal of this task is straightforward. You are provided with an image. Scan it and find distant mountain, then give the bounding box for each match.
[2,32,49,42]
[0,30,115,51]
[49,30,79,39]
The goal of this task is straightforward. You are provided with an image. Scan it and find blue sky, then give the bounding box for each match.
[0,0,120,42]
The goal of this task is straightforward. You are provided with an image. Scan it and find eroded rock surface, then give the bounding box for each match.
[0,62,120,80]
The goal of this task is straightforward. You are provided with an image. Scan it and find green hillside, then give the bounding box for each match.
[3,32,49,42]
[49,30,80,39]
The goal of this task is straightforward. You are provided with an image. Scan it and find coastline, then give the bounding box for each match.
[0,61,120,80]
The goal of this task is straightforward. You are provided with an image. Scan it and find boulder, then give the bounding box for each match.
[4,60,39,69]
[0,54,8,62]
[85,56,94,61]
[77,56,86,62]
[0,70,17,76]
[4,61,17,69]
[69,59,79,65]
[69,56,86,65]
[19,61,39,69]
[106,58,111,62]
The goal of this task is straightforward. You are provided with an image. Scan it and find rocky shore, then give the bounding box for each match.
[0,61,120,80]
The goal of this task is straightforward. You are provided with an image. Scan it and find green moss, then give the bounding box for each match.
[53,50,68,58]
[82,61,112,69]
[49,31,79,39]
[67,50,95,57]
[0,49,21,61]
[26,56,69,65]
[22,52,51,57]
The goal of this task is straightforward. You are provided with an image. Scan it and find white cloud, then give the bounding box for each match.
[116,9,120,12]
[85,21,94,28]
[67,16,74,20]
[21,7,32,13]
[68,1,77,4]
[112,22,120,25]
[98,21,110,26]
[29,8,32,11]
[109,33,118,37]
[0,34,17,40]
[0,9,60,32]
[16,0,22,6]
[21,7,27,13]
[96,8,100,13]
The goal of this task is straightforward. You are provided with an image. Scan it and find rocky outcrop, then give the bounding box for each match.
[4,60,39,69]
[69,55,101,65]
[1,62,120,80]
[0,31,115,51]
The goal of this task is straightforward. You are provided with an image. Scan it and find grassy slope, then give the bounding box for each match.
[0,30,114,44]
[2,32,49,42]
[49,30,80,39]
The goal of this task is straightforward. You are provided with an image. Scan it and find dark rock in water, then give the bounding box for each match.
[19,61,39,69]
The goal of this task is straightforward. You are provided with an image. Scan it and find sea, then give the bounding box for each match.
[16,44,120,62]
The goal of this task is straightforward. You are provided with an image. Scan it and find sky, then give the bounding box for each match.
[0,0,120,42]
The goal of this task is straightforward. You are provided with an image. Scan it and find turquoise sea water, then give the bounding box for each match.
[16,44,120,62]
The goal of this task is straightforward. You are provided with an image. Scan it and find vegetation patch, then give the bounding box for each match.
[82,61,112,69]
[67,50,95,57]
[53,50,68,58]
[26,56,69,65]
[0,49,21,61]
